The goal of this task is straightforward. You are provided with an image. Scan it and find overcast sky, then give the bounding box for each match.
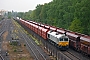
[0,0,52,12]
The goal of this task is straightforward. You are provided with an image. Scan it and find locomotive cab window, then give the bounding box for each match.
[60,38,63,41]
[64,38,68,41]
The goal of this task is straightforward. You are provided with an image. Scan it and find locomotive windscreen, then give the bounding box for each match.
[59,38,68,41]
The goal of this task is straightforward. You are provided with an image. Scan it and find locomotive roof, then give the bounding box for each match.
[48,31,68,39]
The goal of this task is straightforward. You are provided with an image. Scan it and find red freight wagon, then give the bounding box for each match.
[24,21,27,27]
[37,23,41,26]
[22,20,25,24]
[29,21,33,23]
[45,25,50,29]
[42,28,49,40]
[66,32,80,50]
[34,22,38,25]
[32,24,36,32]
[50,26,57,31]
[80,36,90,55]
[31,23,33,31]
[25,21,28,27]
[38,26,43,36]
[30,23,33,30]
[57,28,65,34]
[40,24,45,27]
[80,44,88,54]
[88,47,90,55]
[22,21,25,25]
[22,20,25,25]
[20,20,24,24]
[32,21,36,24]
[20,20,22,23]
[28,23,32,29]
[26,22,30,28]
[34,24,38,33]
[27,22,30,28]
[32,24,35,32]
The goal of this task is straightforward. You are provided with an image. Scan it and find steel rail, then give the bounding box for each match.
[15,21,47,60]
[0,55,5,60]
[61,50,81,60]
[21,34,39,60]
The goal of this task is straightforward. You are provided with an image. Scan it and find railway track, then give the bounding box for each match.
[0,31,5,36]
[0,19,10,34]
[14,20,49,60]
[62,50,81,60]
[21,34,47,60]
[0,19,11,60]
[0,55,4,60]
[0,31,5,60]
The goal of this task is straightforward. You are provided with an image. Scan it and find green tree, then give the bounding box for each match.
[69,18,83,33]
[16,0,90,35]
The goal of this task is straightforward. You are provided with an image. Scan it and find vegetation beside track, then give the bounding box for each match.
[14,19,41,46]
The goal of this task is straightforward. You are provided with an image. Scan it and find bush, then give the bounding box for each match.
[14,49,17,52]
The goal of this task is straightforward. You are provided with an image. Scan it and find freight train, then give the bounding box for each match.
[19,19,69,50]
[14,18,90,56]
